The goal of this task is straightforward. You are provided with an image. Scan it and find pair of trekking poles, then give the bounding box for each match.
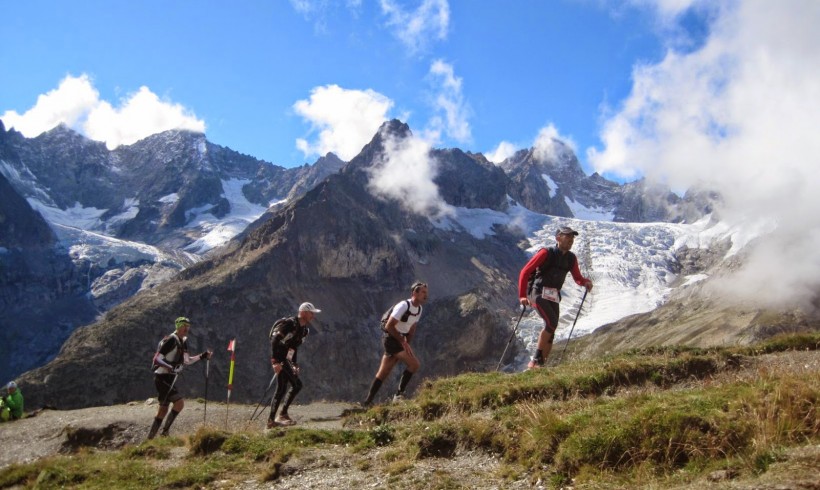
[495,289,588,371]
[247,356,305,422]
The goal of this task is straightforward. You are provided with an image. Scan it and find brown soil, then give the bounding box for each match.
[0,399,354,468]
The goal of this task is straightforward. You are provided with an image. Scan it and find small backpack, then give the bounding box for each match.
[269,318,291,341]
[380,300,414,332]
[269,317,306,347]
[151,334,181,371]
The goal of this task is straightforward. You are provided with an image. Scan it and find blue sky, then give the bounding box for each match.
[2,1,818,202]
[2,1,677,174]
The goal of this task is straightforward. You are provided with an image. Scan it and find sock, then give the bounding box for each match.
[533,349,544,360]
[397,370,414,394]
[148,417,163,439]
[161,409,180,435]
[364,378,383,404]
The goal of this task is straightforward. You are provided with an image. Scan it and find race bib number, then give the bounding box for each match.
[541,287,560,303]
[286,349,295,361]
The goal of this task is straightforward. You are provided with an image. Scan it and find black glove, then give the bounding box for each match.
[200,351,211,360]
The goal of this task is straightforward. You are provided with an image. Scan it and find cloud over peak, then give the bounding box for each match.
[293,84,394,161]
[1,74,205,149]
[367,127,453,219]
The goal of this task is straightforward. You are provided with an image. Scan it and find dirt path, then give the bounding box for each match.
[0,399,357,468]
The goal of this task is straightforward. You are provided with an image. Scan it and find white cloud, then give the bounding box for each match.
[1,74,205,149]
[485,141,518,164]
[84,86,205,148]
[293,84,393,161]
[588,1,820,309]
[427,59,471,144]
[2,74,99,137]
[533,123,576,162]
[380,0,450,54]
[366,128,453,218]
[625,0,705,22]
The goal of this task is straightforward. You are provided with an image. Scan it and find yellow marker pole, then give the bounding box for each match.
[226,339,236,429]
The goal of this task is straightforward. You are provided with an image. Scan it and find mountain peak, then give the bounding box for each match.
[378,119,412,140]
[36,123,93,143]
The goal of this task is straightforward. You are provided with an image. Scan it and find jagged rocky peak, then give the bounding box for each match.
[117,129,209,170]
[433,147,510,210]
[342,119,409,167]
[500,147,574,216]
[136,128,206,146]
[501,141,586,182]
[341,119,509,211]
[313,152,345,172]
[29,123,109,160]
[283,152,346,201]
[35,123,99,145]
[379,118,413,140]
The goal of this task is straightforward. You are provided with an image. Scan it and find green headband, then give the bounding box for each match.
[175,316,191,329]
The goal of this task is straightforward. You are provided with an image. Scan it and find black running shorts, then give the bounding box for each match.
[383,335,405,356]
[155,373,182,405]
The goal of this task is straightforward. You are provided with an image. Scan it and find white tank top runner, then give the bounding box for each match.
[390,299,422,334]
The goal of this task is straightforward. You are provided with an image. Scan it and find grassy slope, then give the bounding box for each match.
[1,333,818,489]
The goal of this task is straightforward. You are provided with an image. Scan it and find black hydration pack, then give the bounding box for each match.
[526,246,577,297]
[152,333,182,371]
[380,300,416,332]
[269,317,307,348]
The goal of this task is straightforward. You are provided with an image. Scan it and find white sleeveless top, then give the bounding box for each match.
[390,299,422,334]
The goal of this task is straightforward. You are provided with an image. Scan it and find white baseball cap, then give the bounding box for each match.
[298,302,322,313]
[7,381,17,389]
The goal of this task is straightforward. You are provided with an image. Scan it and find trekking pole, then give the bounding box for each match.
[496,304,527,372]
[161,372,180,406]
[557,288,589,365]
[203,358,210,424]
[249,372,278,422]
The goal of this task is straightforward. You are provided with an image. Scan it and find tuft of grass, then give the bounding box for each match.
[189,426,230,456]
[741,332,820,355]
[0,461,42,488]
[222,432,280,461]
[369,424,395,447]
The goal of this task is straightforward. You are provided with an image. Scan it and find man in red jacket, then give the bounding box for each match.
[518,226,593,369]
